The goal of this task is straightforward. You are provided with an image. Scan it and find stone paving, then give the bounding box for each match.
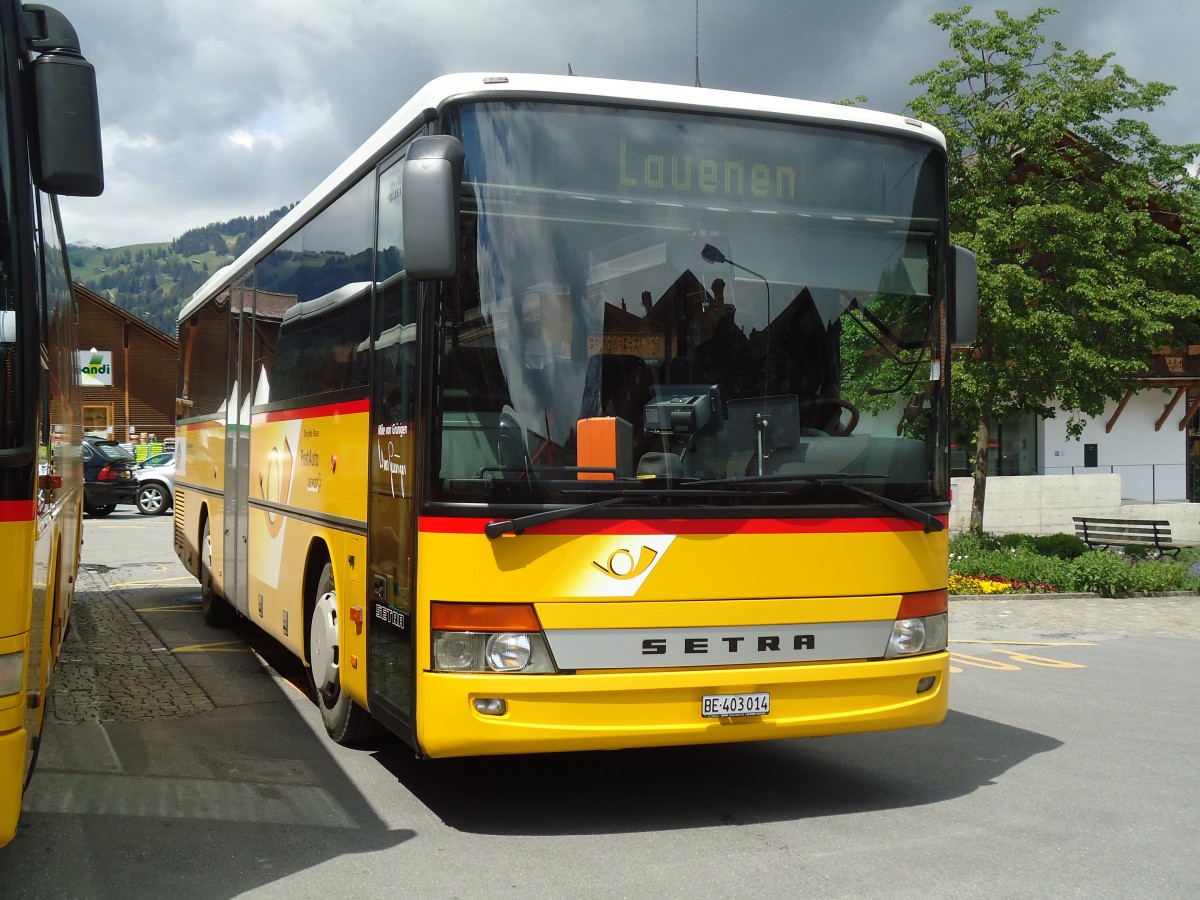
[49,563,214,724]
[951,591,1200,641]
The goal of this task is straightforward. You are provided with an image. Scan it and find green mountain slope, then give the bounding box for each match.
[69,204,293,336]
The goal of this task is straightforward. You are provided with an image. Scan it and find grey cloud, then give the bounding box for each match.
[50,0,1200,247]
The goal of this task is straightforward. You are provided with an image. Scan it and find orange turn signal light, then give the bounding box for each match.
[431,602,541,632]
[897,589,948,618]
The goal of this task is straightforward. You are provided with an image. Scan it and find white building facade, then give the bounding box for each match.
[1038,389,1192,503]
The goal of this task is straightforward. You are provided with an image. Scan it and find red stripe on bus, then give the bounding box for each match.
[418,515,945,536]
[0,500,36,522]
[253,398,370,423]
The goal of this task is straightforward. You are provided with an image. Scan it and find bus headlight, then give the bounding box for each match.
[885,614,947,659]
[431,602,558,673]
[432,631,556,673]
[433,633,483,671]
[0,652,24,697]
[486,632,531,670]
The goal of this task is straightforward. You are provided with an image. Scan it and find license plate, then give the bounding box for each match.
[701,692,770,718]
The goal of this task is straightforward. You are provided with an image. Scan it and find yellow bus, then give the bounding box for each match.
[0,2,103,844]
[175,73,976,757]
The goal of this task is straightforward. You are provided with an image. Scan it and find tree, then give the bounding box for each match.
[907,5,1200,532]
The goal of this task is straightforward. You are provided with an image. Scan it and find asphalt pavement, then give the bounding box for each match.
[3,511,1197,899]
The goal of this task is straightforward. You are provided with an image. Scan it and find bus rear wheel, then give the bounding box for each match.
[308,562,376,745]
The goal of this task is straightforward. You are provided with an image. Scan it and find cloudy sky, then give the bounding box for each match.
[48,0,1200,248]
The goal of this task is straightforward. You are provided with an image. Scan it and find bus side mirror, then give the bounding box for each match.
[23,4,104,196]
[950,245,977,347]
[402,135,465,280]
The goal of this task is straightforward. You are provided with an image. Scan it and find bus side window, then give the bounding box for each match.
[270,302,303,404]
[179,288,232,417]
[299,294,371,396]
[264,174,374,404]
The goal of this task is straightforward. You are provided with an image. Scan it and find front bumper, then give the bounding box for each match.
[415,651,949,758]
[84,482,139,506]
[0,726,25,847]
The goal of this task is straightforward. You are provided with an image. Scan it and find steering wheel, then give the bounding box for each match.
[796,397,859,437]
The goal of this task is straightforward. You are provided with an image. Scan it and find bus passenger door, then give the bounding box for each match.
[223,276,253,617]
[367,154,420,741]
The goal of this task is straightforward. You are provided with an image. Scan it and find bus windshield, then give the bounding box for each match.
[435,101,948,508]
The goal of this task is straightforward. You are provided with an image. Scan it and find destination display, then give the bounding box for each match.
[454,100,943,218]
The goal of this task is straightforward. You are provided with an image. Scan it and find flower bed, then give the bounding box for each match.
[949,532,1200,598]
[948,573,1059,595]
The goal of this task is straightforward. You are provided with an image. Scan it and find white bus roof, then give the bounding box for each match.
[179,72,945,323]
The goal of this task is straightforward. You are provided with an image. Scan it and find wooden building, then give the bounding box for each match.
[75,284,178,445]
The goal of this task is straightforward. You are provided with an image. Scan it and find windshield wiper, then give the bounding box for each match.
[683,473,944,534]
[484,485,759,539]
[485,494,640,539]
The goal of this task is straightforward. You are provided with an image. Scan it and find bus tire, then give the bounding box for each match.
[199,518,234,627]
[308,562,377,746]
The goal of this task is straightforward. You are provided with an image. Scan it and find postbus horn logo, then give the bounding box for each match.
[592,546,659,580]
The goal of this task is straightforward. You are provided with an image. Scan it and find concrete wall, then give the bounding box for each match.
[950,473,1200,542]
[1038,392,1187,502]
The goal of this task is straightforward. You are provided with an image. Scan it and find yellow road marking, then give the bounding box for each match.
[109,576,197,589]
[950,643,1089,672]
[172,641,252,653]
[989,647,1086,668]
[134,605,202,613]
[950,652,1021,670]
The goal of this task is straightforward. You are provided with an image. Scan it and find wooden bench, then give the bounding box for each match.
[1072,517,1183,557]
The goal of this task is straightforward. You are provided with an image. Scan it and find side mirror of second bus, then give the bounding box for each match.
[402,135,465,280]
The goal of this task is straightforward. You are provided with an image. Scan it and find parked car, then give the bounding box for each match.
[135,454,175,516]
[83,438,139,517]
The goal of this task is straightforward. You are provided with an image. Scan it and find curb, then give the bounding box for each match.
[951,590,1198,602]
[951,592,1100,601]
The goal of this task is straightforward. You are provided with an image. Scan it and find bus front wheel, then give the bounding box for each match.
[199,518,234,627]
[308,562,375,745]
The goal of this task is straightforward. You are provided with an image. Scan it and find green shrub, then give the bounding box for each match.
[948,543,1072,591]
[1126,558,1189,593]
[997,533,1033,551]
[1173,545,1200,568]
[1031,533,1088,560]
[1066,551,1134,597]
[949,533,1200,596]
[982,548,1073,588]
[955,532,1005,552]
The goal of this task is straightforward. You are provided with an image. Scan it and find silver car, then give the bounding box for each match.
[135,452,175,515]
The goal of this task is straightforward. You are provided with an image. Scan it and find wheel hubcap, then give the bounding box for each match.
[311,591,339,701]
